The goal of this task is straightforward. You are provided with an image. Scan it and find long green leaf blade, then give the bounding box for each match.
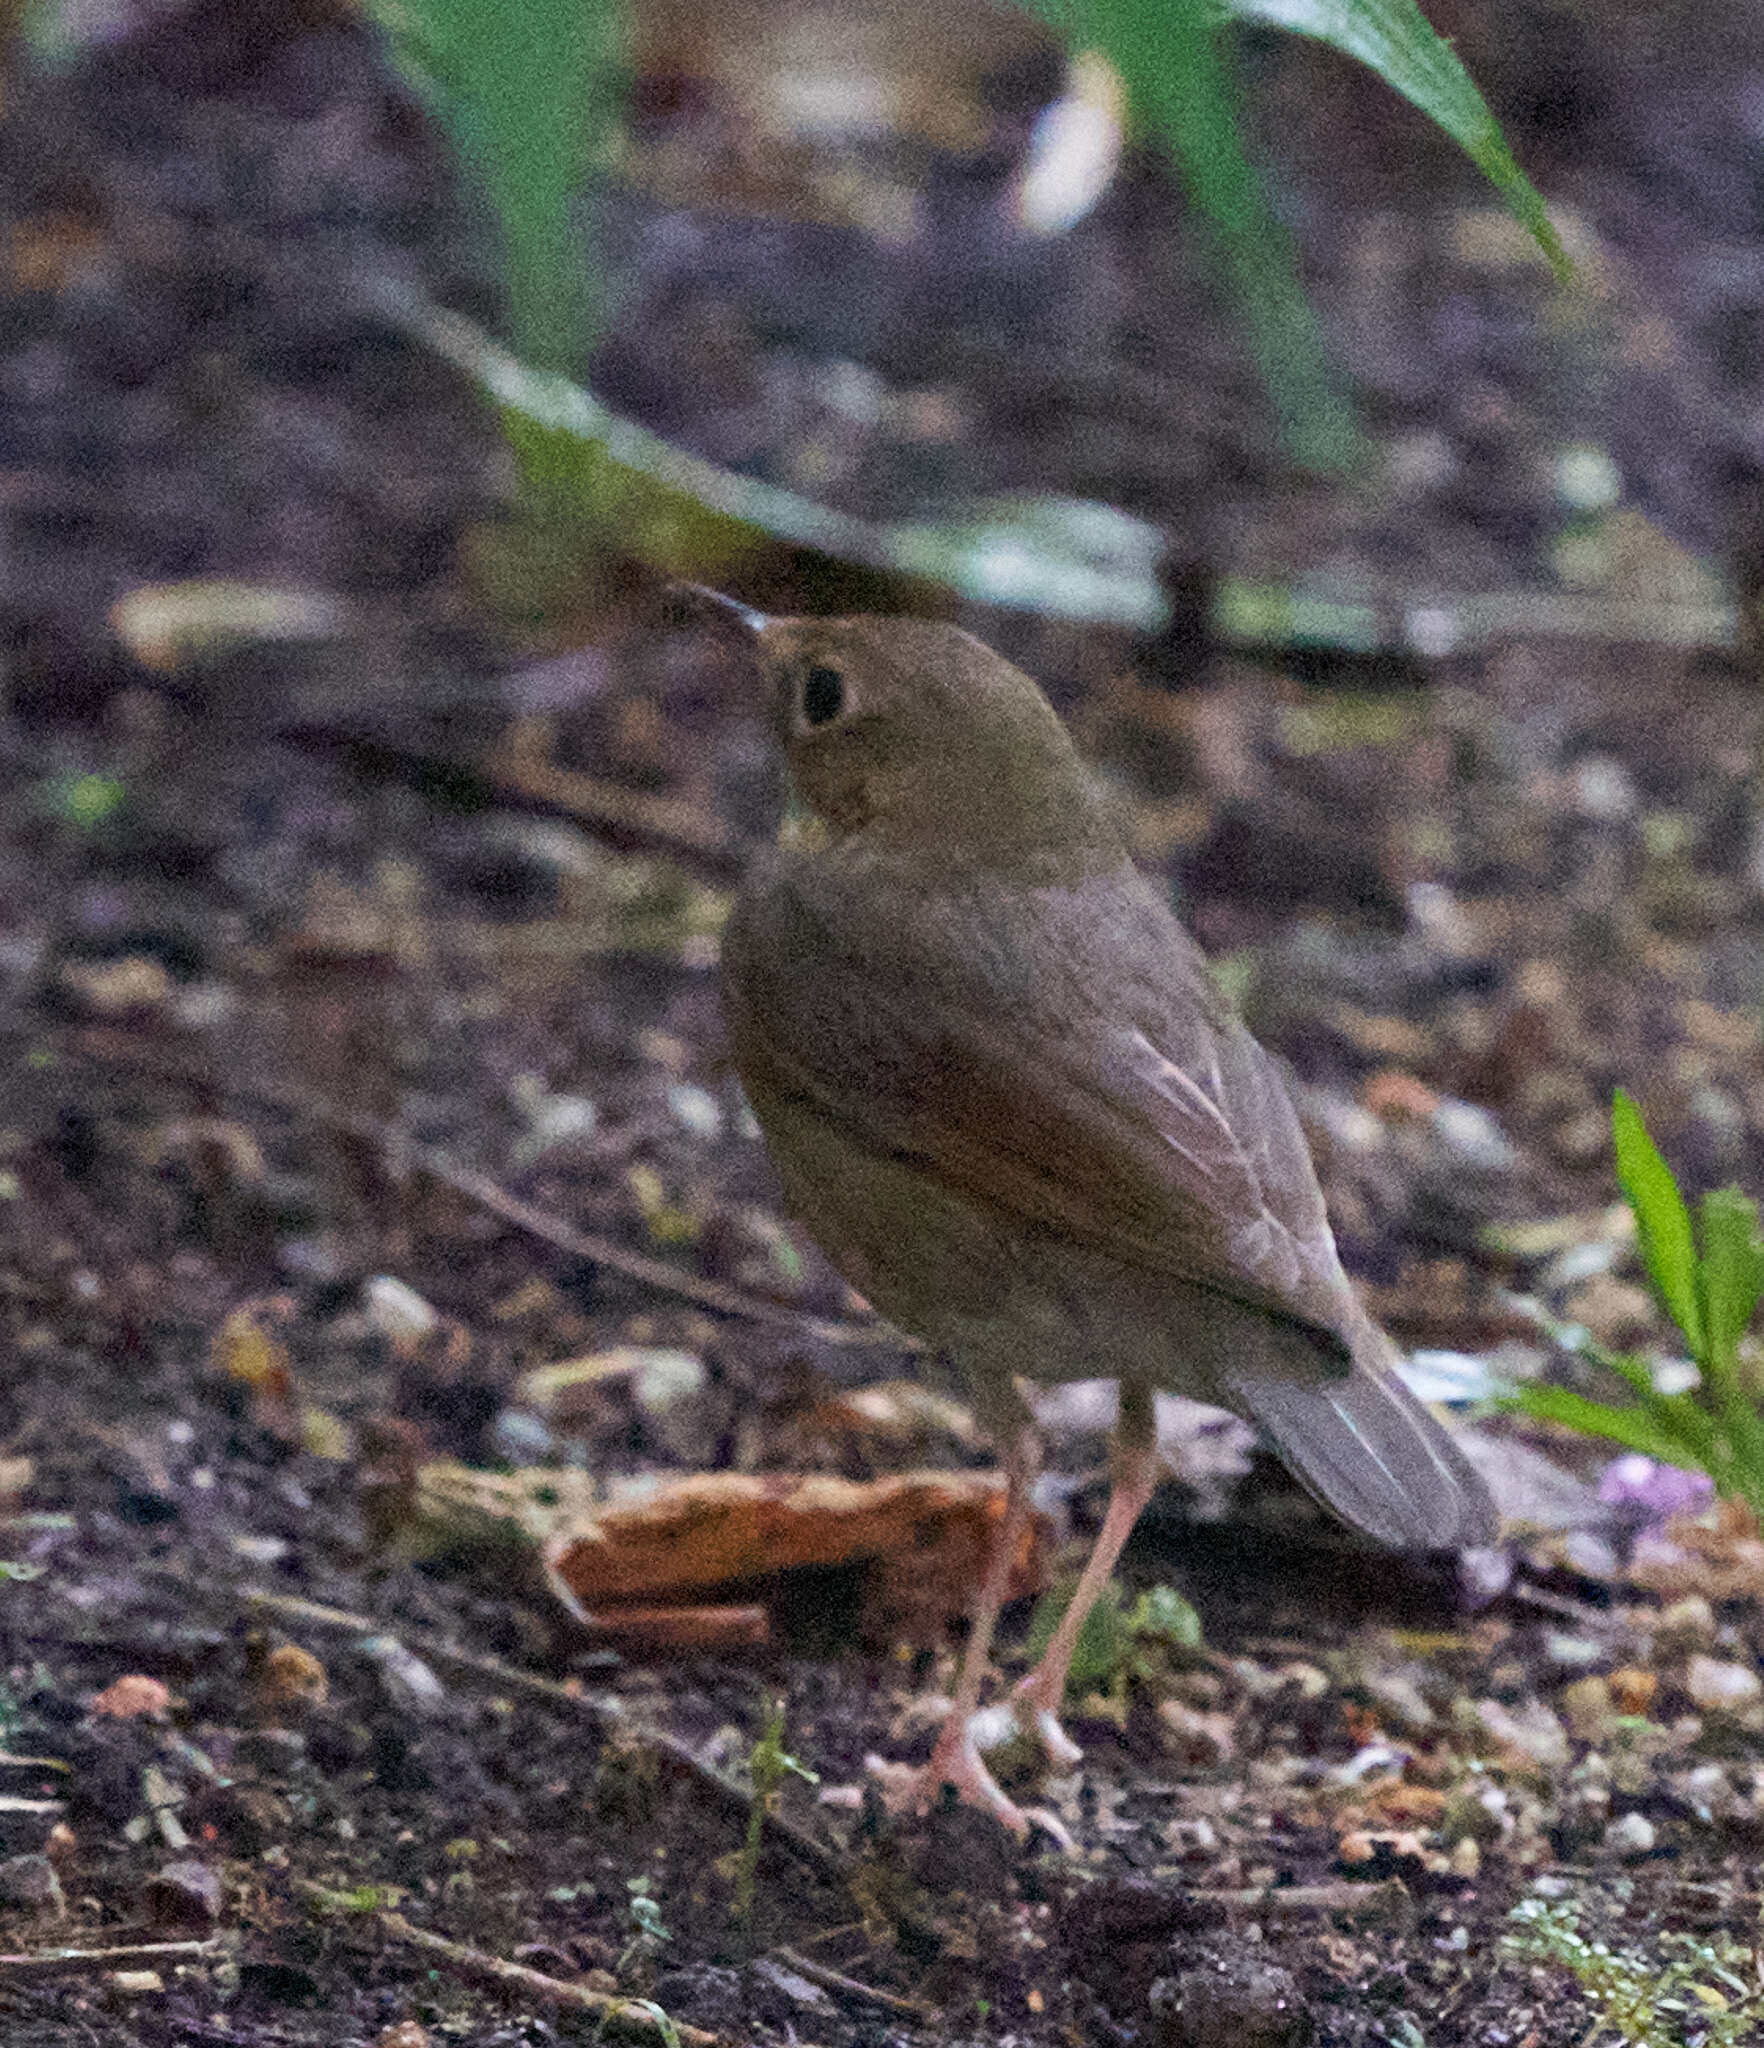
[376,285,1172,625]
[1502,1385,1710,1472]
[1613,1090,1705,1359]
[1693,1188,1764,1488]
[1226,0,1566,280]
[1026,0,1356,470]
[365,0,619,369]
[1697,1188,1764,1367]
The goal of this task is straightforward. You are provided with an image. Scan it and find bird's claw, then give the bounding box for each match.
[866,1728,1029,1839]
[865,1708,1079,1851]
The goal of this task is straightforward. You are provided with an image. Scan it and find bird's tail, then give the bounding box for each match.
[1220,1321,1497,1550]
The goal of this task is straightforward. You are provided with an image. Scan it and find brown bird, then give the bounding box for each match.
[711,597,1497,1835]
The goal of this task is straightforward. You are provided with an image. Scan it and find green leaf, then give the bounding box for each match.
[1692,1188,1764,1493]
[363,0,620,369]
[1026,1576,1129,1696]
[1612,1091,1705,1359]
[1512,1302,1724,1464]
[1502,1383,1712,1473]
[1024,0,1564,465]
[1127,1583,1204,1650]
[1696,1188,1764,1368]
[1227,0,1568,282]
[377,285,1174,626]
[1586,1349,1718,1459]
[1025,0,1357,470]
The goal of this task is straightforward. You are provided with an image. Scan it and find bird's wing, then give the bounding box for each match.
[723,856,1357,1353]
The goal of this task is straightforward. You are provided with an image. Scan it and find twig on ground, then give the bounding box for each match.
[768,1945,935,2019]
[68,1028,892,1348]
[486,726,741,869]
[1178,1878,1415,1924]
[0,1938,225,1979]
[294,1882,717,2045]
[238,1586,848,1884]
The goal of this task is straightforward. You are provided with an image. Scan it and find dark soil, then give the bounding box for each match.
[3,4,1764,2044]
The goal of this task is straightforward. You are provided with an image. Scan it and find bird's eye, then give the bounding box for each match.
[801,663,845,728]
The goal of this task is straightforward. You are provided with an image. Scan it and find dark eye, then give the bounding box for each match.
[801,663,845,728]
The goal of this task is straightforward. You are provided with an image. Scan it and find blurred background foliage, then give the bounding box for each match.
[352,0,1562,624]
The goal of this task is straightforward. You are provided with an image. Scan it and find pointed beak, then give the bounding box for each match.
[670,583,769,635]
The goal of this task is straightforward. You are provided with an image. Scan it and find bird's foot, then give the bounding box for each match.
[866,1715,1076,1851]
[867,1717,1027,1837]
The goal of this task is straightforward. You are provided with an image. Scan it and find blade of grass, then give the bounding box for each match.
[1514,1306,1725,1471]
[1228,0,1567,280]
[1697,1189,1764,1367]
[1693,1188,1764,1487]
[372,282,1173,626]
[1601,1364,1726,1471]
[1613,1091,1705,1359]
[1503,1384,1718,1472]
[364,0,620,369]
[1026,0,1356,470]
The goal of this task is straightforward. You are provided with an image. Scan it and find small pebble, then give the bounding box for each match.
[1431,1098,1518,1170]
[1540,1239,1619,1291]
[89,1673,175,1722]
[1608,1666,1658,1716]
[260,1643,329,1713]
[1568,755,1637,822]
[0,1854,63,1911]
[144,1858,223,1929]
[508,1073,599,1164]
[1467,1697,1570,1772]
[1676,1762,1736,1824]
[1543,1633,1604,1673]
[1559,1531,1620,1580]
[1150,1959,1308,2048]
[1559,1675,1616,1742]
[1156,1699,1235,1767]
[1602,1812,1657,1860]
[1683,1654,1762,1713]
[361,1276,440,1345]
[1360,1671,1439,1737]
[56,955,174,1018]
[1656,1597,1718,1654]
[360,1637,450,1718]
[666,1080,723,1137]
[376,2024,430,2048]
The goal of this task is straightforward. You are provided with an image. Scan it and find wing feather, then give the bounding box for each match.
[723,852,1358,1354]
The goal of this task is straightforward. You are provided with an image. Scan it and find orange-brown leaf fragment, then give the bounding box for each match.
[545,1469,1047,1643]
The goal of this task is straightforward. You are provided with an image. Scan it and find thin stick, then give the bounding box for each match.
[769,1946,934,2019]
[0,1938,225,1979]
[295,1883,717,2045]
[69,1028,891,1349]
[1179,1878,1414,1923]
[238,1586,846,1883]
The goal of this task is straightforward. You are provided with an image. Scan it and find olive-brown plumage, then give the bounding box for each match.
[720,610,1496,1832]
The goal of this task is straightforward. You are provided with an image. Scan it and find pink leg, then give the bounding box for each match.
[1011,1398,1159,1765]
[869,1423,1041,1836]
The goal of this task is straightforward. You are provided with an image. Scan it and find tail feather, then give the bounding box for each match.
[1221,1345,1497,1550]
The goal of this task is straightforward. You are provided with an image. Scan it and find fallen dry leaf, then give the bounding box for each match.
[545,1469,1048,1646]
